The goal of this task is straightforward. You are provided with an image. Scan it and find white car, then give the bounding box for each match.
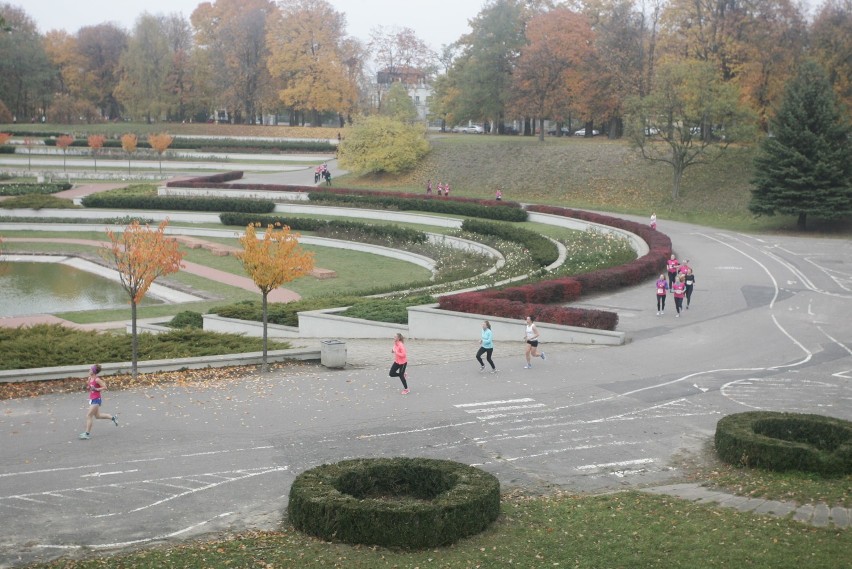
[573,128,599,137]
[459,124,484,134]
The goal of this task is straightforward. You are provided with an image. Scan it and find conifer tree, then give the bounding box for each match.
[750,60,852,230]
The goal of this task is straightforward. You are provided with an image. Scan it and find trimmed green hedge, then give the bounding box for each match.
[288,457,500,548]
[210,297,365,327]
[715,411,852,477]
[461,218,559,267]
[219,212,428,243]
[307,191,528,222]
[81,193,275,213]
[41,137,334,153]
[0,182,72,196]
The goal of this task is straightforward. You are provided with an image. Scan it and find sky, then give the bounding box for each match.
[16,0,487,52]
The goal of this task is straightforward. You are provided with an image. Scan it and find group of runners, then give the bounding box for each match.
[424,180,451,196]
[656,254,695,317]
[314,164,332,185]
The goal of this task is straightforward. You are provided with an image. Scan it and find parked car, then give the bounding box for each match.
[457,124,484,134]
[546,127,572,136]
[573,128,600,137]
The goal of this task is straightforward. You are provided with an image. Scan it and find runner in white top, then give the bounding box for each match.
[523,316,546,368]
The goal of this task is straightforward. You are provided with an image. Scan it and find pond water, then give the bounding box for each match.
[0,261,161,317]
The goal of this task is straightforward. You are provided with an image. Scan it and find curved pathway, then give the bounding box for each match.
[0,184,850,565]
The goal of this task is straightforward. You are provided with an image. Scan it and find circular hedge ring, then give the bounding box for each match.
[288,457,500,548]
[715,411,852,476]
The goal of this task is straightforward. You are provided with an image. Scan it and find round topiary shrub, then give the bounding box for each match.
[168,310,203,329]
[288,457,501,548]
[715,411,852,476]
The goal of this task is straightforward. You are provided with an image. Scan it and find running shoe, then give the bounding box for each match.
[401,389,410,395]
[524,364,532,369]
[540,352,546,360]
[491,369,498,374]
[479,366,485,372]
[79,432,90,440]
[112,415,118,427]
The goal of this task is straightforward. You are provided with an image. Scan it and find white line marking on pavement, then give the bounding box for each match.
[454,398,535,408]
[181,445,274,457]
[576,458,656,471]
[503,440,645,462]
[81,469,139,478]
[463,404,546,414]
[356,421,477,439]
[0,458,164,478]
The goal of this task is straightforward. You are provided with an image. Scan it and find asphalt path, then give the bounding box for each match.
[1,217,851,567]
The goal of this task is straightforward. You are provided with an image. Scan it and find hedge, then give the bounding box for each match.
[219,212,428,243]
[81,193,275,213]
[715,411,852,477]
[288,457,500,548]
[0,182,72,196]
[210,296,365,327]
[462,218,558,267]
[307,191,528,222]
[41,137,335,153]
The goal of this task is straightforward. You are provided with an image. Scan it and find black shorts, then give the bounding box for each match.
[526,340,539,347]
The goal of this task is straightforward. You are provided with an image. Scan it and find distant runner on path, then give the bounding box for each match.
[389,333,410,395]
[79,364,118,440]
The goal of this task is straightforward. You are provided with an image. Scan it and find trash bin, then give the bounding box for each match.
[320,339,347,368]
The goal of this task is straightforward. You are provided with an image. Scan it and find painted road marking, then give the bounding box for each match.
[81,469,139,478]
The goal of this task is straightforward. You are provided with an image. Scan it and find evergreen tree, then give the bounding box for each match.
[749,60,852,230]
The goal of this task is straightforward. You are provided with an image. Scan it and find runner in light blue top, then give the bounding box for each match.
[475,320,497,373]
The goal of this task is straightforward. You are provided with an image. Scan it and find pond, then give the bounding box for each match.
[0,260,162,317]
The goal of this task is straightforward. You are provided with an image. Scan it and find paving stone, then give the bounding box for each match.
[754,500,795,517]
[792,504,815,523]
[735,498,767,513]
[830,507,849,529]
[812,503,831,527]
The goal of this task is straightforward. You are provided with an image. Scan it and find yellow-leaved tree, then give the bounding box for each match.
[237,223,314,371]
[120,133,138,175]
[102,219,184,377]
[147,133,173,174]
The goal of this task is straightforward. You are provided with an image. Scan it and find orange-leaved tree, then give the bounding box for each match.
[147,133,173,174]
[120,133,138,175]
[87,134,105,171]
[23,137,36,170]
[56,134,74,172]
[237,223,314,372]
[0,132,10,146]
[102,219,184,377]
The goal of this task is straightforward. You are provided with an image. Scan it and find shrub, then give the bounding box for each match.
[211,296,365,327]
[337,115,430,175]
[0,183,72,196]
[81,193,274,213]
[715,411,852,477]
[288,457,500,548]
[0,195,78,209]
[168,311,203,329]
[339,295,435,324]
[219,212,427,243]
[462,218,559,267]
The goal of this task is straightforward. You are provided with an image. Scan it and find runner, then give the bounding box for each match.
[650,212,657,230]
[655,273,669,315]
[666,254,680,288]
[672,274,686,317]
[475,320,497,373]
[79,364,118,440]
[523,316,546,369]
[389,333,410,394]
[685,268,695,309]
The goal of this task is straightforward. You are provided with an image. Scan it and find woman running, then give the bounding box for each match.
[655,273,669,315]
[666,254,679,288]
[389,333,410,394]
[672,274,686,317]
[476,320,497,373]
[79,364,118,440]
[684,268,695,309]
[523,316,546,369]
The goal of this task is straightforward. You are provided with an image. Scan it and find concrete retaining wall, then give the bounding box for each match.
[203,314,302,338]
[408,304,625,345]
[298,308,408,338]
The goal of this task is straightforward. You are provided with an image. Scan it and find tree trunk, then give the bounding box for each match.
[797,212,807,231]
[131,300,138,379]
[261,291,269,373]
[524,117,531,136]
[672,162,683,200]
[538,117,545,142]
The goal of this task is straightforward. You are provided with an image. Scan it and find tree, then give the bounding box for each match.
[0,6,54,122]
[76,23,128,120]
[102,220,184,377]
[191,0,274,124]
[23,137,36,171]
[115,13,172,122]
[626,60,755,199]
[55,134,74,171]
[236,223,314,371]
[749,60,852,230]
[337,115,430,175]
[0,133,10,146]
[380,82,417,123]
[87,134,105,171]
[509,8,594,141]
[121,133,137,174]
[266,0,359,126]
[368,25,435,114]
[147,132,173,174]
[810,0,852,115]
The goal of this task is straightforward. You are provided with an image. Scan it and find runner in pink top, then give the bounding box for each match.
[666,254,679,288]
[672,275,687,317]
[655,273,669,315]
[389,333,410,394]
[679,259,690,277]
[79,364,118,440]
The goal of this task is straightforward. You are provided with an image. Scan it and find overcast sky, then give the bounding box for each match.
[16,0,486,51]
